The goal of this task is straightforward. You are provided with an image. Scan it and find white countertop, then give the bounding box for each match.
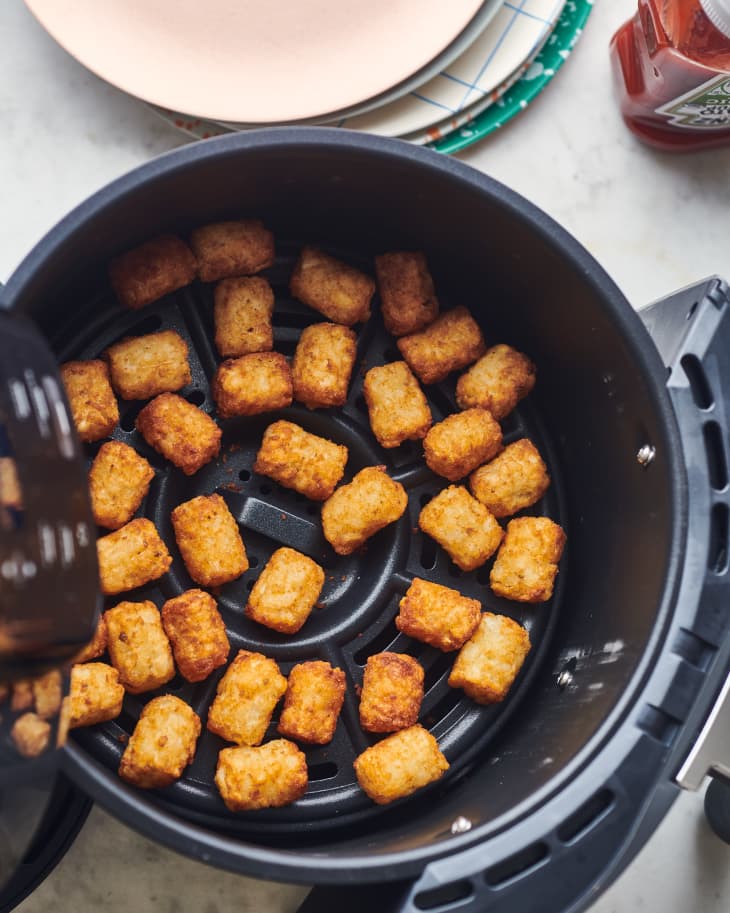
[2,0,729,911]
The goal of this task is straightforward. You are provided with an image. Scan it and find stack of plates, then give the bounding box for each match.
[24,0,593,155]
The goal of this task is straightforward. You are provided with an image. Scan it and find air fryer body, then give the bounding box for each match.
[0,131,726,912]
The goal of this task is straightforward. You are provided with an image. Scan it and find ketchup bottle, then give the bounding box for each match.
[610,0,730,151]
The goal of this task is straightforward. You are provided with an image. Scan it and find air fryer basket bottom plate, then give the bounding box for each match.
[61,239,566,843]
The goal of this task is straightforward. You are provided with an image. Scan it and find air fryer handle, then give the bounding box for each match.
[0,308,99,680]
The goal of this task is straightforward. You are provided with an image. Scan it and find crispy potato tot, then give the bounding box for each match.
[354,724,448,805]
[418,485,503,572]
[171,493,248,587]
[10,680,33,712]
[423,408,502,481]
[161,589,230,683]
[104,600,175,694]
[448,612,531,704]
[290,246,374,326]
[489,517,566,603]
[396,578,481,652]
[363,361,432,449]
[215,739,308,811]
[191,220,274,282]
[207,650,287,746]
[136,392,221,476]
[213,352,292,419]
[213,276,274,357]
[245,547,325,634]
[469,439,550,518]
[375,251,439,337]
[277,661,346,745]
[105,329,191,401]
[69,662,125,728]
[32,670,62,720]
[359,652,424,733]
[96,518,172,595]
[292,323,357,410]
[89,441,155,530]
[60,360,119,443]
[396,307,486,385]
[321,466,407,556]
[11,713,51,758]
[254,420,348,501]
[73,616,108,663]
[109,235,197,310]
[0,458,22,509]
[118,695,201,789]
[456,344,536,418]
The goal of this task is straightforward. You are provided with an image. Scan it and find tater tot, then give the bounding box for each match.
[118,695,201,789]
[104,600,175,694]
[171,493,248,587]
[109,235,197,310]
[254,420,348,501]
[277,661,346,745]
[423,408,502,481]
[207,650,287,746]
[32,670,62,720]
[489,517,566,603]
[290,246,374,326]
[396,578,481,652]
[456,344,536,418]
[60,360,119,443]
[448,612,531,704]
[89,441,155,530]
[215,739,308,811]
[73,615,108,663]
[363,361,432,449]
[418,485,503,572]
[375,251,439,337]
[321,466,407,556]
[469,439,550,518]
[97,518,172,595]
[11,713,51,758]
[10,680,33,712]
[292,323,357,410]
[354,725,448,805]
[212,352,292,419]
[0,457,22,509]
[245,548,325,634]
[161,589,230,683]
[359,652,424,733]
[69,662,125,728]
[104,329,191,401]
[396,307,486,385]
[190,220,274,283]
[136,392,221,476]
[213,276,274,358]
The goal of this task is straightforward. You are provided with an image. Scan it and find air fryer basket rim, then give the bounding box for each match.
[3,128,689,884]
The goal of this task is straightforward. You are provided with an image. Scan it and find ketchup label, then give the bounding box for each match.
[656,73,730,129]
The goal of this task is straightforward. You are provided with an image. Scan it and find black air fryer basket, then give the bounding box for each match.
[0,130,728,913]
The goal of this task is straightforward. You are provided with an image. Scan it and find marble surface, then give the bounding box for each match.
[1,0,728,910]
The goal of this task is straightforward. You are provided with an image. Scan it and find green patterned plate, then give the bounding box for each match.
[428,0,594,154]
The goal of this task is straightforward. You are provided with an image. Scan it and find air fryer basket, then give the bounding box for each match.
[2,131,727,912]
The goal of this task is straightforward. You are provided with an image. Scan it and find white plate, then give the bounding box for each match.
[24,0,502,125]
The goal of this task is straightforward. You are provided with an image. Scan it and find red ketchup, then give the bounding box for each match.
[610,0,730,151]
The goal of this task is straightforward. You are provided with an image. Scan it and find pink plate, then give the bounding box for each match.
[24,0,493,124]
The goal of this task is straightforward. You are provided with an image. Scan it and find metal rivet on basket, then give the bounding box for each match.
[636,444,656,467]
[451,816,473,835]
[557,670,573,689]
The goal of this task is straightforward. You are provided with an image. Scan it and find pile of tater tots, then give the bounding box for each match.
[5,220,567,809]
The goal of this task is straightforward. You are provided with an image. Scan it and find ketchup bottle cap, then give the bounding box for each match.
[700,0,730,39]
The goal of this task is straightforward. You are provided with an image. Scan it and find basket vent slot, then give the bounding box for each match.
[703,422,728,491]
[636,704,680,746]
[308,762,338,782]
[708,502,729,574]
[672,627,715,670]
[681,354,713,410]
[556,788,614,844]
[484,841,549,887]
[415,880,473,910]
